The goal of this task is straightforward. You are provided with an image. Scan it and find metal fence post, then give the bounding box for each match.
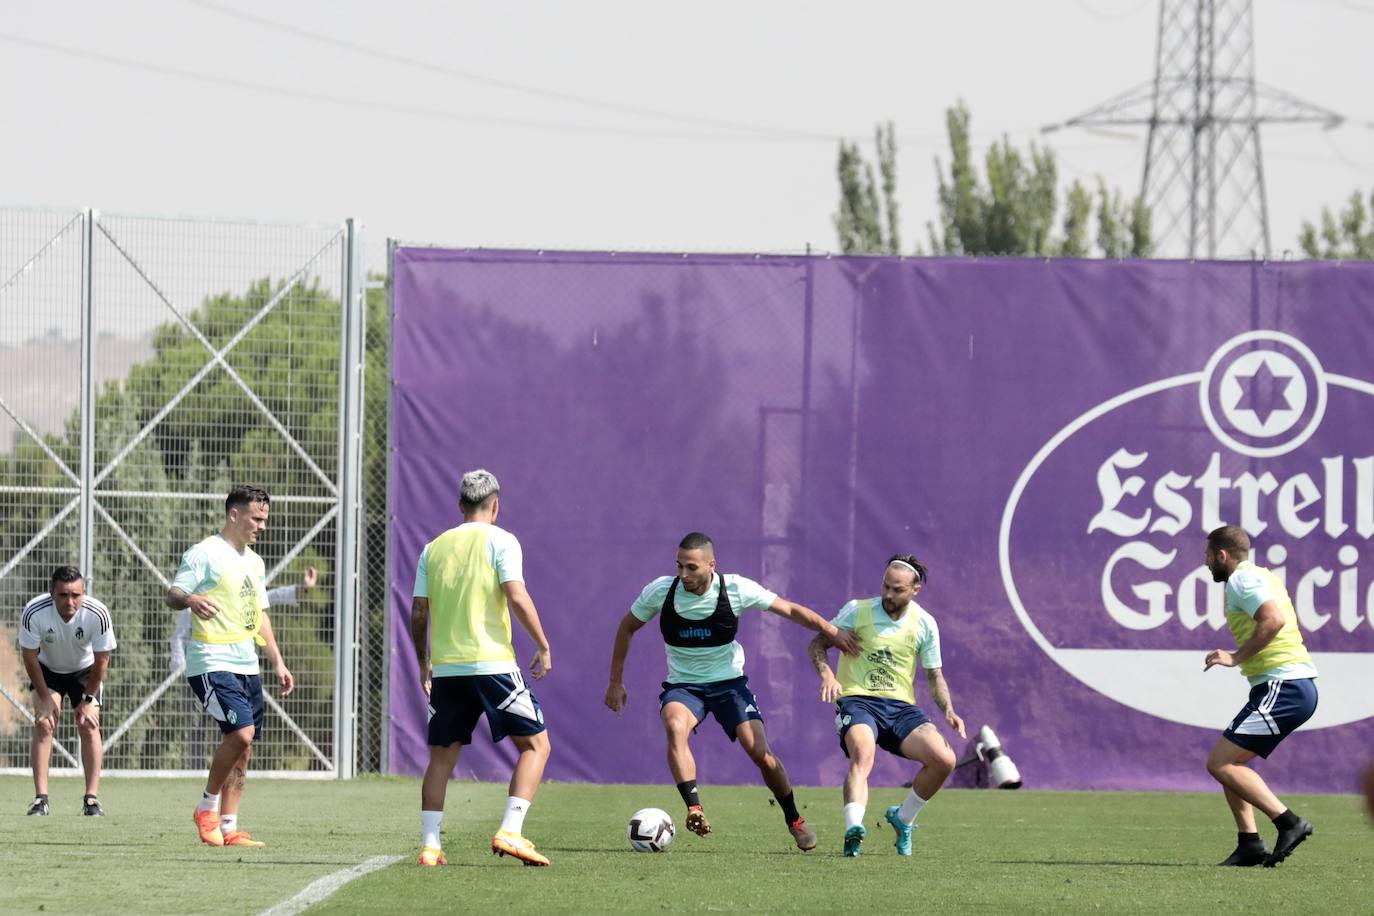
[333,218,365,778]
[78,208,96,581]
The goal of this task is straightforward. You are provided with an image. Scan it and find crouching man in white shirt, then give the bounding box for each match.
[19,566,117,817]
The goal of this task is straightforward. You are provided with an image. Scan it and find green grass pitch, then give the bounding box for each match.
[1,776,1370,914]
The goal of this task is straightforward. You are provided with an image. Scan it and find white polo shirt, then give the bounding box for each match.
[19,593,117,674]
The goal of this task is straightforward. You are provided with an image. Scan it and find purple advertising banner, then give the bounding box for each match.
[389,248,1374,793]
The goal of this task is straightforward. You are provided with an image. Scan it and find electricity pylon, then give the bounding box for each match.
[1047,0,1342,259]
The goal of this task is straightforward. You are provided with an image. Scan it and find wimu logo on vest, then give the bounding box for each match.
[1000,331,1374,729]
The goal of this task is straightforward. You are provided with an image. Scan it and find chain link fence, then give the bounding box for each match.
[356,273,389,775]
[0,207,370,776]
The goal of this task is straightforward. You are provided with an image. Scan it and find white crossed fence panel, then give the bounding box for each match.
[0,208,364,778]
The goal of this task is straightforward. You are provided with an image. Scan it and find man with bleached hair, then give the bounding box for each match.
[410,469,554,867]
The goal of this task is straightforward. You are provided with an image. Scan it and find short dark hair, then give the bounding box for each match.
[887,553,928,585]
[679,532,714,552]
[226,485,270,514]
[1207,525,1250,557]
[50,566,84,587]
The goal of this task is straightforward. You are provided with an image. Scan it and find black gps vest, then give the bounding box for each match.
[659,574,737,647]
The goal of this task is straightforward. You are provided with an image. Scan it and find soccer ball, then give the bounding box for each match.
[627,807,675,853]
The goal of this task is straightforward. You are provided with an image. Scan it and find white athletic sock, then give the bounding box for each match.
[500,796,531,835]
[898,788,928,825]
[198,791,220,813]
[843,803,865,830]
[219,813,238,833]
[422,810,443,849]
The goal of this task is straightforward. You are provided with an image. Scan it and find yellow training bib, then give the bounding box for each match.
[837,599,920,704]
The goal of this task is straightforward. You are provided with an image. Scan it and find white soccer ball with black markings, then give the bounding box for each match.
[627,807,675,853]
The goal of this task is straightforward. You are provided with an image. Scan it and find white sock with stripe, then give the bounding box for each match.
[219,813,238,834]
[198,791,220,813]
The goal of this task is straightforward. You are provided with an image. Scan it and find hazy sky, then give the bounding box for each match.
[3,0,1372,272]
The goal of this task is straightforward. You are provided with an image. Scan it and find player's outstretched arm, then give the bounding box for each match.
[258,611,294,697]
[502,581,552,679]
[925,668,965,738]
[409,597,432,696]
[807,634,843,703]
[605,612,646,716]
[766,598,862,656]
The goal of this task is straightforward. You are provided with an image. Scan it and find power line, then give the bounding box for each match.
[180,0,839,142]
[176,2,1058,149]
[0,30,838,142]
[0,29,1059,151]
[1302,0,1374,14]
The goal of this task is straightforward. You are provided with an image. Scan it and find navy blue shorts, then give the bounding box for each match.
[659,676,763,742]
[188,671,265,735]
[1222,677,1318,758]
[428,671,546,747]
[836,695,931,758]
[34,663,100,710]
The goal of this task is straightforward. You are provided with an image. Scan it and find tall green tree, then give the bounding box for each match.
[834,123,901,255]
[834,102,1152,258]
[1299,188,1374,259]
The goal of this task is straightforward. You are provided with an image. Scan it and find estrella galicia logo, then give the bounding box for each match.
[865,668,897,691]
[1000,330,1374,730]
[1199,331,1327,458]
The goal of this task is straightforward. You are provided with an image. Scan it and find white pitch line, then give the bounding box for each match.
[258,855,403,916]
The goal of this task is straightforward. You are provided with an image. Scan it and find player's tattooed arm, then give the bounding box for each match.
[808,634,843,703]
[807,634,833,676]
[926,668,966,738]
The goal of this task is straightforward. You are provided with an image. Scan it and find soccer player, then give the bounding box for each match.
[168,566,319,769]
[604,531,860,851]
[1202,525,1318,868]
[167,485,294,849]
[19,566,116,817]
[409,470,553,868]
[807,554,965,858]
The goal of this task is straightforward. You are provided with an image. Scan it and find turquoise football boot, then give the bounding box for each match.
[843,824,866,857]
[884,805,918,856]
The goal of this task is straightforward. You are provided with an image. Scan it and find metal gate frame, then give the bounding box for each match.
[0,208,364,778]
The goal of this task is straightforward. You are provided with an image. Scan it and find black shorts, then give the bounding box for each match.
[428,671,546,747]
[188,671,265,735]
[658,676,764,742]
[33,663,99,709]
[1222,678,1319,759]
[836,695,930,757]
